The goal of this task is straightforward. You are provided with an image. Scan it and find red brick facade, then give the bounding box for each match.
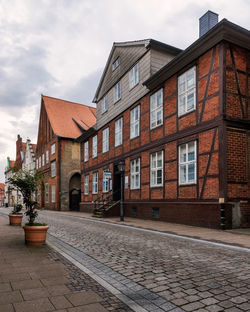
[80,23,250,228]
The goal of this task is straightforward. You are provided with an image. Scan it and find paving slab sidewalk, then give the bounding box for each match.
[42,210,250,249]
[0,216,131,312]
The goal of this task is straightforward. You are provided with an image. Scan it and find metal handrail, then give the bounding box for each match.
[94,190,120,213]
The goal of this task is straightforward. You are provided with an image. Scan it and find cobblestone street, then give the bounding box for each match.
[39,211,250,311]
[1,208,250,311]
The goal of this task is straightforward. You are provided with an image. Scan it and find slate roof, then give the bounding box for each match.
[42,96,96,139]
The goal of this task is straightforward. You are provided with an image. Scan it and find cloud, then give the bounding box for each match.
[0,0,250,183]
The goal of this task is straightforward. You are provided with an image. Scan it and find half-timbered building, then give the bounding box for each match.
[78,12,250,229]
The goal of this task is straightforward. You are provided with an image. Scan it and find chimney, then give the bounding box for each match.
[199,10,218,37]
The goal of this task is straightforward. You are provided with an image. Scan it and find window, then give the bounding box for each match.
[46,150,49,164]
[84,175,89,195]
[152,207,160,219]
[115,118,123,147]
[42,154,45,167]
[179,141,196,184]
[150,89,163,129]
[36,159,38,169]
[101,96,108,113]
[92,135,97,158]
[112,57,120,70]
[131,206,137,217]
[39,156,41,168]
[129,63,139,89]
[102,171,109,193]
[178,67,196,116]
[37,187,41,203]
[114,81,121,103]
[51,185,56,203]
[130,105,140,139]
[92,172,98,194]
[150,151,163,187]
[51,161,56,177]
[130,158,140,189]
[45,183,49,203]
[84,141,89,162]
[51,143,55,155]
[102,128,109,153]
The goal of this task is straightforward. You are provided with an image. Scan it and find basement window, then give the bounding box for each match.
[152,207,160,219]
[131,206,137,217]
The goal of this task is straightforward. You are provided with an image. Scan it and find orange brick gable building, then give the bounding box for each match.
[79,13,250,229]
[36,95,96,211]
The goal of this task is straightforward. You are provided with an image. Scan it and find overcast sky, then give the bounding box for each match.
[0,0,250,182]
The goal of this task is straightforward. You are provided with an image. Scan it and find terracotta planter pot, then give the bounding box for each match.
[9,214,23,226]
[23,225,49,246]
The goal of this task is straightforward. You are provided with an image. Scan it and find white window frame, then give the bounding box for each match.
[84,141,89,162]
[51,143,55,155]
[102,128,109,153]
[130,158,140,190]
[101,95,108,113]
[42,153,45,167]
[39,156,41,168]
[150,151,164,187]
[114,81,121,103]
[115,118,123,147]
[84,175,89,195]
[51,185,56,203]
[36,159,38,169]
[179,141,197,185]
[112,57,120,70]
[92,135,97,158]
[130,105,140,139]
[178,66,196,116]
[45,183,49,203]
[92,172,98,194]
[46,150,49,164]
[51,161,56,177]
[102,171,109,193]
[150,89,163,129]
[129,63,139,89]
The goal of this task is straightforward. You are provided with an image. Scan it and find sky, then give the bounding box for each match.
[0,0,250,183]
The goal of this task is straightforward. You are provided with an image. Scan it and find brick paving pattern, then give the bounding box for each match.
[0,214,132,312]
[1,208,250,311]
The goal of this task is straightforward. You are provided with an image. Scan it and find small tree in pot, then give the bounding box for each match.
[8,169,48,245]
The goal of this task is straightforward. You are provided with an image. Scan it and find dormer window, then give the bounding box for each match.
[112,57,120,71]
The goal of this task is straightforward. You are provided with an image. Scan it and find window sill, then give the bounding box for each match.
[130,135,139,141]
[150,123,163,131]
[130,187,140,191]
[179,182,197,187]
[150,185,163,188]
[115,143,122,148]
[114,98,121,105]
[129,82,139,92]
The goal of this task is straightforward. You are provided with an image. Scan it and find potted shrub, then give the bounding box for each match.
[9,204,23,226]
[8,169,48,246]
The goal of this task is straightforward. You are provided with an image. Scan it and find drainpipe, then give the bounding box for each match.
[58,137,61,211]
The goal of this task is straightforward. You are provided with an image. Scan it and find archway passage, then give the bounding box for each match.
[69,173,81,211]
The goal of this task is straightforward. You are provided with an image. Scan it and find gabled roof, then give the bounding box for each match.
[42,96,96,139]
[93,39,181,102]
[144,19,250,90]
